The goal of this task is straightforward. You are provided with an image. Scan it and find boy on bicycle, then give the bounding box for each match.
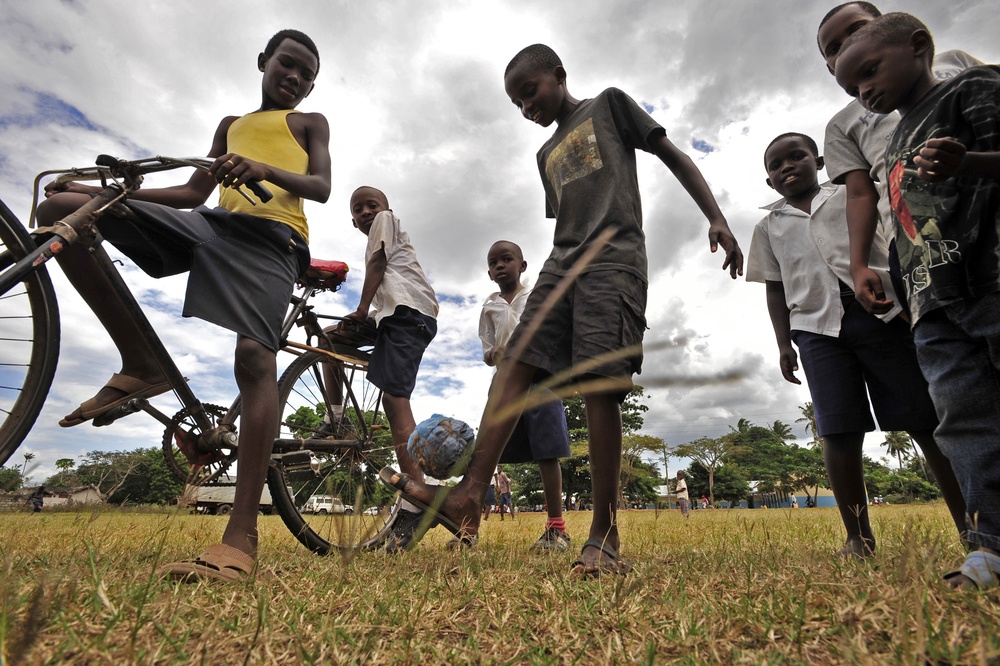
[37,29,331,582]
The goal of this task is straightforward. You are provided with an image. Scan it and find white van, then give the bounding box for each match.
[303,495,353,515]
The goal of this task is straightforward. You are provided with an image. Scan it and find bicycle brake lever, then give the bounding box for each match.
[246,180,273,203]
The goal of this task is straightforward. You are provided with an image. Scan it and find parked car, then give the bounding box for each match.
[302,495,353,515]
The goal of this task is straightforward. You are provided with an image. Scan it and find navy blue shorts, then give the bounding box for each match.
[499,386,571,464]
[367,306,436,399]
[791,298,938,437]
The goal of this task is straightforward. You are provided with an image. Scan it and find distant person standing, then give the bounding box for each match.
[675,471,690,518]
[495,467,514,521]
[30,486,44,513]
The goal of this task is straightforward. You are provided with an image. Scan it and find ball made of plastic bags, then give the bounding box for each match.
[407,414,476,480]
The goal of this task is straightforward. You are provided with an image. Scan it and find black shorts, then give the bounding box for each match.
[368,306,437,399]
[507,270,647,401]
[497,383,572,464]
[792,298,938,437]
[100,202,308,352]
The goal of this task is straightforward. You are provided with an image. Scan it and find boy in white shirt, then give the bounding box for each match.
[342,186,439,552]
[747,133,964,557]
[480,241,571,551]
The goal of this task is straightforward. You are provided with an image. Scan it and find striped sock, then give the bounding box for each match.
[546,517,566,534]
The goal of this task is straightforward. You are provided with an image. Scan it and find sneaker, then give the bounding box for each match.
[530,527,571,553]
[380,509,435,553]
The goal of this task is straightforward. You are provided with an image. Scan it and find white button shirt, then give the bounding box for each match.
[747,184,901,337]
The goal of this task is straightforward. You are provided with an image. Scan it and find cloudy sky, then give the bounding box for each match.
[1,0,996,482]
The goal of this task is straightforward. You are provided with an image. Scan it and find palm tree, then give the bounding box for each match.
[771,420,795,444]
[882,431,912,470]
[796,403,819,448]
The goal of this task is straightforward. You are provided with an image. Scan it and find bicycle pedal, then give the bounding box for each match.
[277,450,315,471]
[92,398,146,427]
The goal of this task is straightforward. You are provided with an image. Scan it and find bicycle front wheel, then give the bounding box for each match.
[268,348,399,554]
[0,200,59,466]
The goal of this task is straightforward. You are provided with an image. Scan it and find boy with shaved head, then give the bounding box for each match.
[381,43,743,575]
[342,185,439,552]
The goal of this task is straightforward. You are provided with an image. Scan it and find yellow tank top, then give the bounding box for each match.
[218,109,310,242]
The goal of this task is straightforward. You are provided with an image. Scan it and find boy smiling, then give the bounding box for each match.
[747,132,962,557]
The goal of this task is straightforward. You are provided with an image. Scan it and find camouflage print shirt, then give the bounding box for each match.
[886,66,1000,324]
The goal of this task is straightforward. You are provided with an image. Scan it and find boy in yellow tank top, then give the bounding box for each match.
[36,29,331,582]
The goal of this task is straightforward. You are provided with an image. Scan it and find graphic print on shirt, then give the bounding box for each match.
[544,118,604,205]
[888,158,961,297]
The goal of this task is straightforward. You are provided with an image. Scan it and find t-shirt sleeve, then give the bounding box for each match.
[745,218,782,284]
[962,73,1000,151]
[366,210,396,259]
[605,87,665,153]
[824,109,870,184]
[479,305,496,360]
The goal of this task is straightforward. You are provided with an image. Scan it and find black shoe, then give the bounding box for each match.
[380,509,435,553]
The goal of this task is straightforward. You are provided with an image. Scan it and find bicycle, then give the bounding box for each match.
[0,154,400,554]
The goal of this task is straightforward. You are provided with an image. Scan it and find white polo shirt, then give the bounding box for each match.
[746,184,901,337]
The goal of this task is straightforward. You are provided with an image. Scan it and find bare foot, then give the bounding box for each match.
[836,537,876,559]
[390,472,482,538]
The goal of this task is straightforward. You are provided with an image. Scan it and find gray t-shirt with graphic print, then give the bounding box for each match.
[536,87,663,282]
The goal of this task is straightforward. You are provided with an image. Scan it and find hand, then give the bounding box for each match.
[342,309,369,327]
[914,137,966,182]
[851,266,894,315]
[779,347,801,385]
[43,180,98,198]
[707,219,744,279]
[210,153,269,191]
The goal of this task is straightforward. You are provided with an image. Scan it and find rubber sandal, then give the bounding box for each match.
[943,550,1000,591]
[161,544,255,583]
[60,373,172,427]
[571,538,632,578]
[378,466,475,544]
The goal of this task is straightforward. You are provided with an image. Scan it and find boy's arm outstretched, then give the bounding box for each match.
[650,134,744,279]
[765,280,800,385]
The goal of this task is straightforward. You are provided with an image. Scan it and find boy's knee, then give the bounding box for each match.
[36,192,91,225]
[234,338,276,382]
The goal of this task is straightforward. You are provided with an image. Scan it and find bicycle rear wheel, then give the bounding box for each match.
[0,200,59,466]
[268,347,399,554]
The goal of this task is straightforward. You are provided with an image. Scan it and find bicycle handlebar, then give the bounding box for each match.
[30,154,273,227]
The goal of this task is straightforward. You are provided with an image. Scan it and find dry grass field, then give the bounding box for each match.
[1,503,998,665]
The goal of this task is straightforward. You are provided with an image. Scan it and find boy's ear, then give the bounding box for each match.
[765,177,775,190]
[304,82,315,98]
[519,260,527,273]
[258,52,267,72]
[816,156,825,170]
[351,218,358,228]
[910,30,933,58]
[554,65,568,85]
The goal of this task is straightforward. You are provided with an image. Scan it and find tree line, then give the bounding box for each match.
[0,391,945,509]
